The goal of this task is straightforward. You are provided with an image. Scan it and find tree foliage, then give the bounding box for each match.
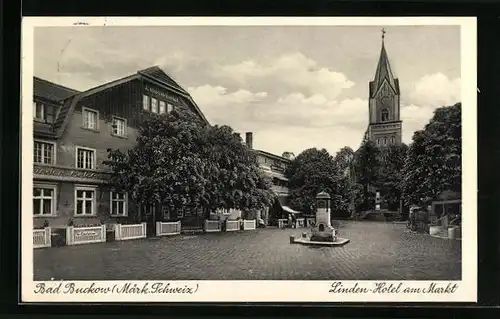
[353,139,381,210]
[285,148,347,215]
[401,103,462,206]
[104,108,274,216]
[377,143,409,210]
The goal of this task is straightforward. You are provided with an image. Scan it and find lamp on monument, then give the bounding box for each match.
[316,191,331,213]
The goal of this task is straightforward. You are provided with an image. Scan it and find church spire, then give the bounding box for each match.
[372,28,398,96]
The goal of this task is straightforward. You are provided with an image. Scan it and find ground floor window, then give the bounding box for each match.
[110,192,127,216]
[75,186,97,216]
[33,184,57,216]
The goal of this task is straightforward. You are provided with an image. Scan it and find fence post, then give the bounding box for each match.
[66,226,73,246]
[142,222,147,238]
[45,227,51,247]
[115,224,121,241]
[177,221,181,234]
[155,222,160,236]
[101,225,106,242]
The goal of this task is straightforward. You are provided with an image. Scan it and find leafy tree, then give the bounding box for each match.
[401,103,461,207]
[286,148,346,215]
[104,108,274,219]
[377,143,408,210]
[353,139,381,210]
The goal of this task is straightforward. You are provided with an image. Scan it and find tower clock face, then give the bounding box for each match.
[318,200,326,209]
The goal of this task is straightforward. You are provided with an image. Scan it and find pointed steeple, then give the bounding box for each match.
[370,29,399,97]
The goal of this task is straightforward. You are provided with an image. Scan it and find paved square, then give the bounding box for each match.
[33,221,461,280]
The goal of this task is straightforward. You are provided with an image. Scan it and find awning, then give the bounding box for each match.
[282,205,301,215]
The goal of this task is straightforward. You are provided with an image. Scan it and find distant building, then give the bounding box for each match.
[365,30,403,147]
[242,132,300,224]
[32,66,209,235]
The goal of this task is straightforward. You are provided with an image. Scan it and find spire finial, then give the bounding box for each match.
[381,28,386,42]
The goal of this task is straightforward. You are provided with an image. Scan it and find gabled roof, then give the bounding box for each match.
[33,77,80,102]
[369,42,400,97]
[138,66,189,95]
[52,66,210,138]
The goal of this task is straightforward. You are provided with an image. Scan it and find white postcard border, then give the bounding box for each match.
[21,16,477,303]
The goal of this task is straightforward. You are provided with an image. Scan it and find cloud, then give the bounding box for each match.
[215,53,355,99]
[258,93,367,129]
[407,73,461,107]
[188,85,268,123]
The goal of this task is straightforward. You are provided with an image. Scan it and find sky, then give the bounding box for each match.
[34,25,461,157]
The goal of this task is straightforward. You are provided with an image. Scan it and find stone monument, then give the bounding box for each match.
[310,191,337,242]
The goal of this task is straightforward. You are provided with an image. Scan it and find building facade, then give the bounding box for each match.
[241,132,300,224]
[32,66,209,234]
[366,32,403,147]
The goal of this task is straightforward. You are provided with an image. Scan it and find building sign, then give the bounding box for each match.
[75,230,98,238]
[145,86,179,102]
[270,164,285,172]
[34,164,109,182]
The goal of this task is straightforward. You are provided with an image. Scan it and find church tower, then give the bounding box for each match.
[367,29,402,147]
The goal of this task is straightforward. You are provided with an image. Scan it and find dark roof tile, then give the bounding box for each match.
[33,77,80,102]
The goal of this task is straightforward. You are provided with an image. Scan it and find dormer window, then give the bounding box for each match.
[33,101,55,123]
[381,108,389,122]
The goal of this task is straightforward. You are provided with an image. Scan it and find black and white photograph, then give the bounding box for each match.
[21,17,477,303]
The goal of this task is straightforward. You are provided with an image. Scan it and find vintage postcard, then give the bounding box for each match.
[21,17,477,303]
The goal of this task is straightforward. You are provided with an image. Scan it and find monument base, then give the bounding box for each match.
[310,235,335,242]
[293,237,350,247]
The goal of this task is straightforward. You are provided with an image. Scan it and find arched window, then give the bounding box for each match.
[384,137,387,145]
[381,108,389,122]
[391,136,395,144]
[377,138,380,145]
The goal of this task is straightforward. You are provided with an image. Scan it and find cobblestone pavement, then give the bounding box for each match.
[33,221,461,280]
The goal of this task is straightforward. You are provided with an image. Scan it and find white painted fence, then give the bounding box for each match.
[33,227,51,248]
[306,218,316,227]
[225,220,240,232]
[156,221,181,236]
[243,219,256,230]
[205,220,221,232]
[66,225,106,246]
[278,218,288,228]
[296,218,305,228]
[115,223,147,241]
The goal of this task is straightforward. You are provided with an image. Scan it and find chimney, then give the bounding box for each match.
[245,132,253,149]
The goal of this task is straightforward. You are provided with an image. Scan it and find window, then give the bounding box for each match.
[33,102,55,123]
[112,117,126,137]
[34,141,55,164]
[384,137,387,145]
[110,192,127,216]
[177,208,184,218]
[159,101,166,114]
[34,102,44,120]
[151,98,158,113]
[377,138,380,145]
[162,205,171,219]
[76,147,96,169]
[381,108,389,122]
[143,95,150,111]
[391,136,396,144]
[33,185,56,216]
[167,103,174,114]
[75,186,97,216]
[82,108,98,130]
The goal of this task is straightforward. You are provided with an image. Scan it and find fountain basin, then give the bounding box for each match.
[291,235,350,247]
